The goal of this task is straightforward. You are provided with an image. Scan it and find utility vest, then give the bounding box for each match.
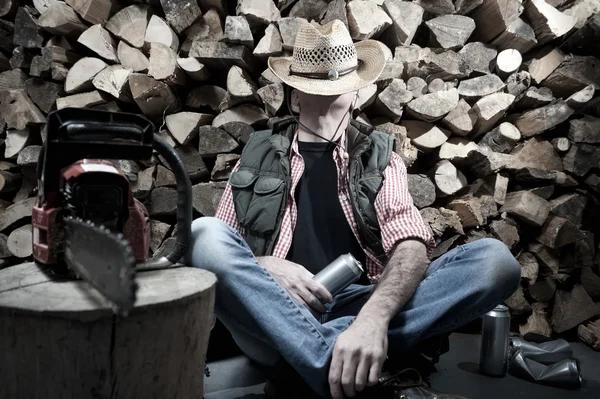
[229,117,395,263]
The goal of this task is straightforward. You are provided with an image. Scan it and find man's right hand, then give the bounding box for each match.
[257,256,333,316]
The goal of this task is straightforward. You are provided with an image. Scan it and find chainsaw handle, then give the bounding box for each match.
[140,135,193,269]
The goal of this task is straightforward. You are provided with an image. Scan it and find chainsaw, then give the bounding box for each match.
[32,107,193,316]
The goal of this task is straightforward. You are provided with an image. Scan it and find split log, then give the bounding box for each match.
[131,166,154,199]
[407,77,428,98]
[145,15,179,53]
[259,68,282,86]
[375,78,412,122]
[438,137,478,162]
[224,16,253,50]
[486,173,509,205]
[440,99,477,136]
[414,0,455,14]
[578,320,600,350]
[406,89,459,122]
[198,126,239,157]
[569,115,600,144]
[471,93,515,137]
[51,63,68,82]
[407,174,436,209]
[13,7,44,49]
[346,0,392,40]
[237,0,280,27]
[551,285,600,333]
[213,104,268,128]
[561,10,600,57]
[277,17,307,50]
[321,0,348,29]
[505,285,531,315]
[0,69,27,91]
[65,0,120,25]
[515,86,554,110]
[581,267,600,298]
[585,174,600,195]
[544,56,600,98]
[211,154,241,181]
[128,74,179,119]
[7,224,32,258]
[56,90,108,110]
[149,219,171,253]
[226,65,258,105]
[0,197,35,231]
[425,15,475,49]
[432,160,468,196]
[529,242,560,276]
[520,302,552,342]
[537,216,584,249]
[253,24,283,59]
[221,122,253,145]
[506,70,532,98]
[147,187,177,216]
[550,193,586,226]
[510,137,563,172]
[65,57,108,94]
[257,83,284,116]
[457,74,504,100]
[38,2,87,38]
[105,5,151,48]
[490,17,538,54]
[381,0,424,47]
[513,100,573,137]
[527,47,566,85]
[92,65,133,102]
[165,112,213,146]
[529,279,557,302]
[403,120,450,152]
[176,58,209,82]
[524,0,576,45]
[192,182,227,216]
[1,52,11,71]
[496,49,522,78]
[356,84,377,111]
[288,0,327,20]
[189,41,257,71]
[457,42,497,75]
[0,19,14,54]
[500,191,550,226]
[551,137,570,153]
[566,84,595,109]
[155,165,176,188]
[0,170,20,192]
[148,43,185,86]
[17,145,41,166]
[447,197,485,229]
[187,86,227,113]
[562,143,600,177]
[0,89,46,130]
[25,78,62,113]
[478,122,521,153]
[5,129,30,159]
[182,8,224,50]
[490,219,519,249]
[517,251,539,284]
[118,42,149,73]
[160,0,201,35]
[469,0,523,43]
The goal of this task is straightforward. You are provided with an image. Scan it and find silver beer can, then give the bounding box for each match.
[313,253,364,297]
[480,304,511,377]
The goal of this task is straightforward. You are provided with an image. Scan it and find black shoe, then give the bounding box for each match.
[263,359,321,399]
[361,368,468,399]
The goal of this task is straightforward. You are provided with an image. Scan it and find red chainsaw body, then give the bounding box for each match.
[32,159,150,265]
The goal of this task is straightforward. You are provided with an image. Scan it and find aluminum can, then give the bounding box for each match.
[313,253,364,297]
[480,304,511,377]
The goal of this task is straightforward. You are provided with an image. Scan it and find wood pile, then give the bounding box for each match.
[0,0,599,348]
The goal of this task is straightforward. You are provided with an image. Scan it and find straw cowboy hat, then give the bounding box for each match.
[268,19,386,96]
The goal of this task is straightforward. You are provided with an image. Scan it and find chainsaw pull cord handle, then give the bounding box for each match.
[138,135,193,270]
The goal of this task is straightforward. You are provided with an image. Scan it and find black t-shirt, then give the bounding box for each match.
[286,141,367,281]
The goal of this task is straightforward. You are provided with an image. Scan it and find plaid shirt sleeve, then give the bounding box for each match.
[214,160,243,235]
[374,152,436,258]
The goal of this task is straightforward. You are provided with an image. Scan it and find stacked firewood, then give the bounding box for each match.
[0,0,599,349]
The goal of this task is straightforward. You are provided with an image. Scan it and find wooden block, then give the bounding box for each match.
[0,89,45,130]
[403,120,450,152]
[478,122,521,153]
[211,154,241,181]
[406,89,459,122]
[458,42,497,75]
[149,219,171,253]
[544,55,600,98]
[381,0,423,47]
[38,2,87,37]
[147,187,177,217]
[551,137,570,153]
[56,90,108,110]
[0,197,35,231]
[438,137,478,162]
[145,15,179,53]
[560,11,600,57]
[490,17,538,54]
[237,0,281,27]
[65,57,107,94]
[7,224,32,258]
[177,58,209,82]
[515,86,555,110]
[496,49,522,79]
[0,69,27,91]
[517,251,539,284]
[510,137,563,172]
[51,63,68,82]
[551,285,600,333]
[471,93,515,138]
[212,104,268,128]
[537,216,584,249]
[277,17,307,50]
[187,86,227,113]
[578,320,600,351]
[426,15,475,49]
[432,160,468,197]
[513,100,573,138]
[527,46,566,85]
[529,279,557,302]
[356,83,378,111]
[155,165,176,188]
[165,112,214,146]
[375,78,412,122]
[192,182,227,216]
[500,191,550,226]
[582,267,600,298]
[520,302,552,342]
[128,73,179,119]
[505,285,531,315]
[490,219,519,249]
[524,0,576,45]
[118,42,149,73]
[569,115,600,144]
[132,166,155,200]
[13,7,43,49]
[148,43,185,86]
[198,126,239,157]
[105,5,151,48]
[165,145,209,180]
[25,78,62,114]
[160,0,201,34]
[5,128,30,159]
[469,0,523,43]
[347,0,392,40]
[529,242,560,276]
[287,0,327,20]
[440,99,477,136]
[457,74,505,101]
[406,77,427,98]
[253,23,282,59]
[407,174,436,209]
[92,65,133,102]
[189,41,258,72]
[221,121,254,145]
[550,193,586,226]
[65,0,120,25]
[257,83,284,116]
[226,65,258,105]
[224,16,254,50]
[562,143,600,177]
[16,145,41,166]
[508,70,532,98]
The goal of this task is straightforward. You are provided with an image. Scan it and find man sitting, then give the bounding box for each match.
[186,19,521,399]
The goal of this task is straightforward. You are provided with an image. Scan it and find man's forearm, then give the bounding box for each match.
[358,239,430,326]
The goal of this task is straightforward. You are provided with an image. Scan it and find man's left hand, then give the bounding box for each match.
[328,316,388,399]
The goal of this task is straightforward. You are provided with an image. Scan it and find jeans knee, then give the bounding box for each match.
[187,217,238,274]
[476,238,521,298]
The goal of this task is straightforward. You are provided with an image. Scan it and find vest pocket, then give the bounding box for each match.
[229,170,259,226]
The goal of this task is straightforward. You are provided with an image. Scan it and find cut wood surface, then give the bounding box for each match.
[105,4,151,48]
[92,65,132,101]
[56,90,107,110]
[38,2,87,38]
[478,122,521,153]
[128,73,178,118]
[569,115,600,143]
[432,159,468,196]
[117,41,149,72]
[490,17,538,54]
[528,46,566,84]
[425,15,475,49]
[254,23,283,59]
[145,15,179,52]
[165,112,214,145]
[496,49,522,78]
[500,191,550,226]
[520,302,552,342]
[458,42,497,75]
[382,0,424,47]
[457,74,505,100]
[471,93,515,137]
[438,137,478,162]
[178,58,209,82]
[347,0,392,40]
[7,224,32,258]
[406,89,458,122]
[469,0,523,43]
[78,24,119,62]
[403,120,450,152]
[0,89,46,130]
[441,99,477,136]
[65,57,108,94]
[524,0,576,45]
[148,42,185,86]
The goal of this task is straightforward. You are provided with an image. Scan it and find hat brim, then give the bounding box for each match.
[268,40,386,96]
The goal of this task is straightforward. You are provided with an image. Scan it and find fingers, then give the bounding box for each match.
[329,345,344,399]
[341,352,359,398]
[367,356,384,387]
[355,357,370,393]
[298,286,327,313]
[307,279,333,304]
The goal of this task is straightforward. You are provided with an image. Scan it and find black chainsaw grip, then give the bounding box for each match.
[152,135,193,264]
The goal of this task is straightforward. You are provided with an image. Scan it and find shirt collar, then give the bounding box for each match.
[291,128,347,161]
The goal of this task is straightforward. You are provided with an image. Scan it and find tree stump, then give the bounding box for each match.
[0,262,216,399]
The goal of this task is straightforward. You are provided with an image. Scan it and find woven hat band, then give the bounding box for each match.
[290,43,358,75]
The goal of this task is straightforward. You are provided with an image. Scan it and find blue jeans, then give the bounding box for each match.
[186,217,521,397]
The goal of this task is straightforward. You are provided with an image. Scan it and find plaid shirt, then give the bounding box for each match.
[215,130,435,282]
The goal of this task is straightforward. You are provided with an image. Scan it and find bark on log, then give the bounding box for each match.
[524,0,576,45]
[490,17,538,54]
[518,251,539,284]
[192,182,227,216]
[562,143,600,177]
[165,112,214,146]
[549,193,586,226]
[0,197,35,232]
[187,86,227,113]
[536,216,584,249]
[529,242,560,277]
[128,74,179,119]
[198,126,239,157]
[403,120,450,152]
[513,100,574,137]
[25,78,62,113]
[457,74,505,100]
[478,122,521,153]
[469,0,523,43]
[13,7,44,49]
[149,219,171,253]
[544,56,600,98]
